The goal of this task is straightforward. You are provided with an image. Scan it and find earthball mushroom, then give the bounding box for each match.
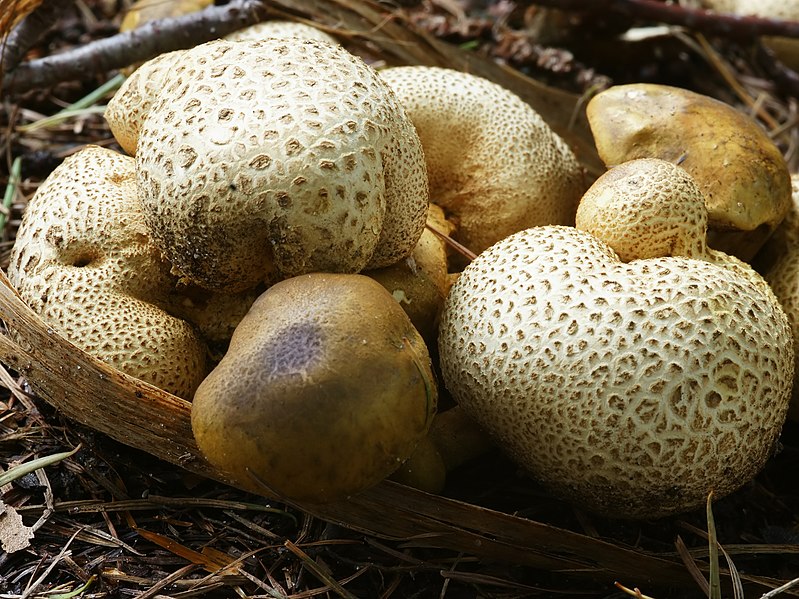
[439,161,793,518]
[762,174,799,420]
[378,66,586,256]
[191,273,437,503]
[587,83,791,261]
[105,39,429,292]
[7,146,207,399]
[225,20,338,44]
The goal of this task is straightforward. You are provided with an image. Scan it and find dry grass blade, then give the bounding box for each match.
[676,535,709,595]
[707,493,721,599]
[762,577,799,598]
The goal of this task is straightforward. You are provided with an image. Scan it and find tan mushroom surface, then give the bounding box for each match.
[225,20,338,44]
[439,159,793,518]
[367,204,454,345]
[378,66,586,256]
[587,83,791,261]
[106,39,429,292]
[762,174,799,420]
[7,145,208,399]
[191,273,437,503]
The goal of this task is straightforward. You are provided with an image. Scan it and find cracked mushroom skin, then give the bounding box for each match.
[378,66,585,256]
[106,39,429,292]
[7,146,208,399]
[191,273,437,503]
[225,20,338,44]
[439,225,792,518]
[763,175,799,420]
[586,83,791,261]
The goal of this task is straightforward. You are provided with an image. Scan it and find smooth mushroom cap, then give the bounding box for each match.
[191,273,437,503]
[225,20,338,44]
[7,146,208,399]
[438,225,793,518]
[587,83,791,260]
[107,39,429,292]
[378,66,586,256]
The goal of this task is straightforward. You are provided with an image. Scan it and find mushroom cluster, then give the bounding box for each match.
[439,158,793,518]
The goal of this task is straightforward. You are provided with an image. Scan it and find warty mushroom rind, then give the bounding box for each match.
[438,223,793,518]
[7,145,208,399]
[378,66,586,256]
[763,174,799,420]
[225,20,338,44]
[586,83,791,261]
[106,39,429,293]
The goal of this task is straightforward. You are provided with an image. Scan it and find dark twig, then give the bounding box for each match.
[1,0,273,96]
[0,0,74,76]
[524,0,799,40]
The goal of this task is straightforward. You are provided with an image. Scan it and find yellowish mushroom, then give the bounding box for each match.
[379,66,586,256]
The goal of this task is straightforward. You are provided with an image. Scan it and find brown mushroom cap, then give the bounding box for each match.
[367,204,453,344]
[191,273,437,503]
[106,39,429,292]
[586,83,791,260]
[438,224,792,518]
[7,146,208,399]
[378,66,586,256]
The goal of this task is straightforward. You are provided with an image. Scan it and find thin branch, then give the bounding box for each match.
[1,0,273,96]
[524,0,799,40]
[0,0,74,75]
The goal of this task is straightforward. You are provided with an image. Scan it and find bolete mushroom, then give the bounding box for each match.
[378,66,586,256]
[106,39,429,293]
[7,146,208,399]
[586,83,791,261]
[438,158,793,518]
[191,273,437,503]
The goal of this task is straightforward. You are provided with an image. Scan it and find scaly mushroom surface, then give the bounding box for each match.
[378,66,585,256]
[106,39,429,292]
[439,159,793,518]
[587,83,791,260]
[8,146,208,399]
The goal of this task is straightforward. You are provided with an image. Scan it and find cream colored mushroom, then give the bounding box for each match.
[378,66,586,256]
[106,39,429,292]
[438,159,793,518]
[225,20,338,44]
[7,145,208,399]
[762,174,799,420]
[587,83,791,261]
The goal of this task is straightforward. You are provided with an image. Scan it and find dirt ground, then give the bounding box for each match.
[2,1,799,597]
